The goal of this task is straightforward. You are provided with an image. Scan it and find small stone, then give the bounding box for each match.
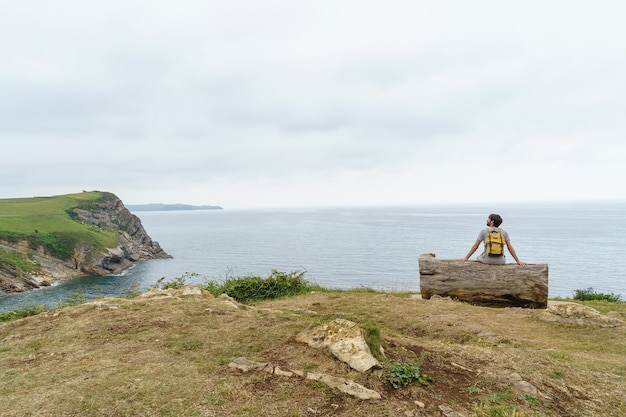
[273,366,293,377]
[438,404,466,417]
[513,380,538,395]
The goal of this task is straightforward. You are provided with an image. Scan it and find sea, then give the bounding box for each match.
[1,202,625,313]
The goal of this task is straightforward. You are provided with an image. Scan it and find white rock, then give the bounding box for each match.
[536,302,624,327]
[295,319,381,372]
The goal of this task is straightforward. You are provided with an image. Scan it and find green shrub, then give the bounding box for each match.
[380,361,432,388]
[199,270,316,303]
[0,305,47,322]
[57,291,86,308]
[152,274,194,290]
[573,287,622,303]
[0,231,22,244]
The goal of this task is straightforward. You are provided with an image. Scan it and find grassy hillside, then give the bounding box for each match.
[0,287,624,417]
[0,191,119,262]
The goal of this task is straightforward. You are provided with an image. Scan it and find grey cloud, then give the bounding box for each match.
[1,1,626,207]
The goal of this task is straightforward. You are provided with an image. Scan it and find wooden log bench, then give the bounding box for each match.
[418,253,549,309]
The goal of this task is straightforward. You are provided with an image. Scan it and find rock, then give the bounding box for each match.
[218,293,241,309]
[295,319,381,372]
[228,357,381,400]
[274,366,293,377]
[438,404,467,417]
[535,302,624,327]
[513,380,538,395]
[495,372,539,396]
[88,301,120,310]
[138,287,213,301]
[306,372,381,400]
[228,357,273,373]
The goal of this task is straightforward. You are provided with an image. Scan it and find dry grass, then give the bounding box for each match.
[1,290,625,417]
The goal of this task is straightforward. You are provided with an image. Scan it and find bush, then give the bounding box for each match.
[200,270,316,303]
[0,305,47,322]
[152,273,198,290]
[573,287,622,303]
[380,361,432,388]
[57,291,86,308]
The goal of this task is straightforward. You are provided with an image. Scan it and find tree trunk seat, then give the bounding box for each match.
[418,253,548,309]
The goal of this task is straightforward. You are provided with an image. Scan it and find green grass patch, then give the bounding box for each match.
[199,270,321,303]
[0,248,41,272]
[0,191,120,264]
[0,304,47,322]
[548,369,564,379]
[362,323,385,361]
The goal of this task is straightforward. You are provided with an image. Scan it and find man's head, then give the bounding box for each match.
[487,213,503,227]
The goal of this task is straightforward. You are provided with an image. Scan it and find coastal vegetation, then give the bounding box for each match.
[0,191,170,293]
[0,191,119,263]
[1,273,624,416]
[573,287,622,303]
[199,269,323,302]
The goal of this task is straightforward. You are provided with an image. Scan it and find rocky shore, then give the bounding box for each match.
[0,194,171,293]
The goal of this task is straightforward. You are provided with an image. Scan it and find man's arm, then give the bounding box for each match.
[506,240,527,266]
[459,240,481,263]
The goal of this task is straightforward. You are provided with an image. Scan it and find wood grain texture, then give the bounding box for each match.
[419,253,548,308]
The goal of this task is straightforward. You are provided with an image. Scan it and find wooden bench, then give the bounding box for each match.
[418,253,548,308]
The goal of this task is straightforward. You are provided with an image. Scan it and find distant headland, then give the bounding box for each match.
[0,191,171,293]
[126,203,223,212]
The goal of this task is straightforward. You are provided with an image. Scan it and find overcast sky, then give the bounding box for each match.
[1,1,625,209]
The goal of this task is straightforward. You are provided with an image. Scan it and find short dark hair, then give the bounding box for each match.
[489,214,503,227]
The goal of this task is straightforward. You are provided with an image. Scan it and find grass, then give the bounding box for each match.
[0,248,41,272]
[0,191,119,265]
[0,191,103,233]
[0,278,624,417]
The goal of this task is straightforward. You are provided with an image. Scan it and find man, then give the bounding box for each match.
[459,213,527,266]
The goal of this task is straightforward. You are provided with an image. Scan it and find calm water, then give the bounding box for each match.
[1,203,625,313]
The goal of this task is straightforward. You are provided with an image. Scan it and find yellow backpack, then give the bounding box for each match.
[485,228,505,256]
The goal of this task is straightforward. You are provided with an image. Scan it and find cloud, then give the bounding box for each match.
[1,1,625,207]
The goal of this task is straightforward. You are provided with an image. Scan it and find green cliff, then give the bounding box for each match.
[0,191,170,293]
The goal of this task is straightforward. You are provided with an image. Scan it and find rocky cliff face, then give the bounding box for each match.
[0,196,171,293]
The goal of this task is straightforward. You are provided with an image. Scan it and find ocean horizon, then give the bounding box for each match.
[1,201,625,313]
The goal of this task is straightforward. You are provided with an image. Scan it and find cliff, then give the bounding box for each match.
[0,191,171,293]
